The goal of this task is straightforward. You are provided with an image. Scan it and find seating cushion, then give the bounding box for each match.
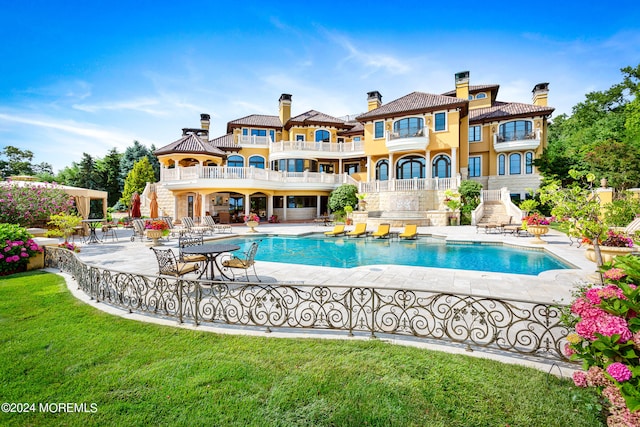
[222,258,250,268]
[182,254,207,262]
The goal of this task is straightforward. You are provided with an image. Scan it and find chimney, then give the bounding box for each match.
[200,113,210,130]
[532,83,549,106]
[279,94,292,125]
[455,71,470,100]
[367,91,382,111]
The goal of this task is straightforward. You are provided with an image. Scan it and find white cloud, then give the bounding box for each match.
[72,98,166,115]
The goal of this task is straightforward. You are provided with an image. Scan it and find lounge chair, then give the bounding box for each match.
[202,215,233,233]
[346,223,367,238]
[181,217,210,235]
[371,223,391,239]
[324,224,345,237]
[150,247,199,277]
[221,241,261,282]
[398,224,418,240]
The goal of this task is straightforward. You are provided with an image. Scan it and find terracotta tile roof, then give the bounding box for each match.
[154,133,227,156]
[209,133,236,148]
[338,121,364,136]
[285,110,352,130]
[470,101,555,123]
[356,92,467,121]
[442,84,499,97]
[226,114,282,133]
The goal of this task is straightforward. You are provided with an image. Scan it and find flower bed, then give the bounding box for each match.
[0,223,43,275]
[564,255,640,424]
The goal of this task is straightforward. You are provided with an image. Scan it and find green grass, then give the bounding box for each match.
[0,271,604,426]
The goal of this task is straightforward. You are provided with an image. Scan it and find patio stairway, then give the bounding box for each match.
[478,201,510,224]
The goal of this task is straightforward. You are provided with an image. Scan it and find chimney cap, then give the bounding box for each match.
[367,91,382,101]
[455,71,470,82]
[200,113,210,121]
[279,93,292,102]
[532,82,549,93]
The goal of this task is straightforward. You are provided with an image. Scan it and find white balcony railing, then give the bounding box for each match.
[270,140,364,153]
[385,127,429,152]
[238,135,271,145]
[160,165,347,185]
[358,176,460,193]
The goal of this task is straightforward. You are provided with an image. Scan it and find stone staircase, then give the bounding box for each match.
[479,201,511,224]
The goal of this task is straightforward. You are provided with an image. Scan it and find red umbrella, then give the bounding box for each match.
[131,192,141,218]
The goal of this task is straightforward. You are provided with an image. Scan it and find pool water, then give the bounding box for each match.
[221,235,571,276]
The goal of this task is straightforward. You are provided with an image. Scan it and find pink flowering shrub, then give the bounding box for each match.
[0,223,43,275]
[563,254,640,423]
[0,180,74,227]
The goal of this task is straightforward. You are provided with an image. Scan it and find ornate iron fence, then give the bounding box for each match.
[45,246,573,363]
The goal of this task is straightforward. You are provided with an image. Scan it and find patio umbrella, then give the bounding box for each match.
[193,194,201,219]
[131,192,141,218]
[149,190,159,219]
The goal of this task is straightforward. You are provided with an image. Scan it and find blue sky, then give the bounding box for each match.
[1,1,639,173]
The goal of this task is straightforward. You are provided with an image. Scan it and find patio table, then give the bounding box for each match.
[82,219,105,244]
[182,243,240,280]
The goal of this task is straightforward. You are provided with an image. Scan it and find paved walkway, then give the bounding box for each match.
[72,222,595,305]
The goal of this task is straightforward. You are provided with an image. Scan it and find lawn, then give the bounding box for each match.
[0,271,605,426]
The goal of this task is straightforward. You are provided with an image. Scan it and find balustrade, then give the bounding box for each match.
[45,246,574,364]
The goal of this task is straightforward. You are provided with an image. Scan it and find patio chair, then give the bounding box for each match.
[371,223,391,239]
[202,215,233,233]
[150,247,199,277]
[398,224,418,240]
[178,235,207,264]
[221,241,261,282]
[131,219,147,242]
[101,223,118,242]
[181,217,210,235]
[346,223,367,238]
[160,216,186,238]
[324,224,345,237]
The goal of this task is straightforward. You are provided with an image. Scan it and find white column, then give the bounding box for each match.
[244,194,251,217]
[366,155,371,182]
[267,195,273,218]
[425,150,431,179]
[451,147,457,176]
[316,195,321,217]
[282,196,287,222]
[388,153,394,180]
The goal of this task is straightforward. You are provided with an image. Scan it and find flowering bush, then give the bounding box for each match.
[0,180,74,227]
[144,220,169,231]
[0,223,43,275]
[245,213,260,223]
[563,255,640,424]
[523,213,552,226]
[582,230,634,248]
[58,242,80,253]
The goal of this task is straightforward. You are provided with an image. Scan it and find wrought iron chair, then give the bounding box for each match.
[221,241,261,282]
[150,247,199,277]
[178,235,207,264]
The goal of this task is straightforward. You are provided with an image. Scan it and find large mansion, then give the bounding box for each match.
[147,71,554,225]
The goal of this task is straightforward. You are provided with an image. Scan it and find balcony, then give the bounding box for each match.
[269,140,364,160]
[385,127,429,152]
[159,165,350,191]
[238,135,271,147]
[493,129,541,152]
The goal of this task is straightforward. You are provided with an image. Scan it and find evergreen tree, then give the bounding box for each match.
[99,148,122,207]
[120,157,155,208]
[119,141,151,188]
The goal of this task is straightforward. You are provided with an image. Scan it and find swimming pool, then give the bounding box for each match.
[220,235,572,276]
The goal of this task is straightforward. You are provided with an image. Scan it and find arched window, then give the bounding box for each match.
[509,153,521,175]
[397,156,425,179]
[249,155,265,169]
[376,160,389,181]
[525,152,534,174]
[498,154,506,175]
[393,117,424,138]
[498,120,533,142]
[315,130,330,142]
[431,155,451,178]
[476,93,487,99]
[227,155,244,168]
